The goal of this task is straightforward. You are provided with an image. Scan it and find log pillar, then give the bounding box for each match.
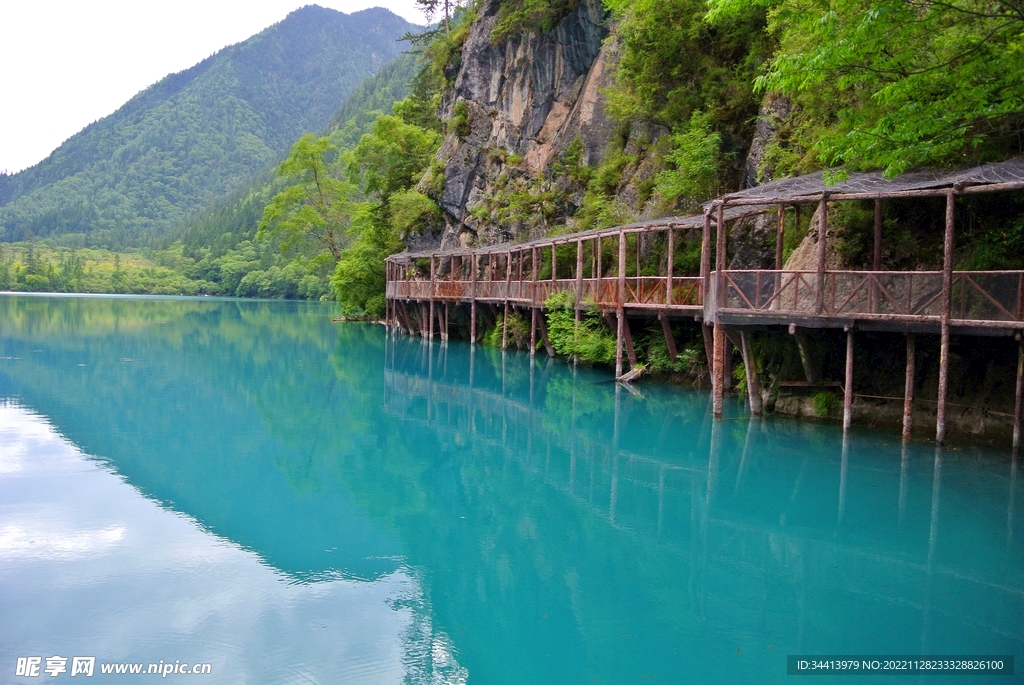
[615,309,625,379]
[617,230,626,307]
[666,228,675,305]
[622,314,637,368]
[502,301,510,349]
[843,327,854,432]
[470,254,478,345]
[713,202,727,418]
[740,331,762,417]
[575,239,584,321]
[659,313,678,362]
[530,246,538,356]
[428,256,436,340]
[815,194,828,314]
[538,312,555,358]
[903,334,915,441]
[713,323,725,418]
[530,307,538,357]
[936,188,956,445]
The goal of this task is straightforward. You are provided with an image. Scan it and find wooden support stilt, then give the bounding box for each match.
[429,299,435,340]
[622,313,637,368]
[419,302,428,338]
[537,312,555,358]
[903,334,915,441]
[470,300,477,344]
[843,327,854,432]
[615,309,625,378]
[815,194,828,314]
[793,330,820,384]
[502,301,509,349]
[659,313,678,362]
[701,322,713,378]
[740,331,762,417]
[713,323,725,418]
[936,188,956,445]
[429,257,436,339]
[1014,338,1023,452]
[530,307,538,357]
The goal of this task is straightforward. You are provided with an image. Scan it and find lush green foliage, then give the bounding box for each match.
[707,0,1024,176]
[543,292,617,364]
[0,7,416,245]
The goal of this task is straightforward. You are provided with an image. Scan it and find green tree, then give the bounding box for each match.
[709,0,1024,176]
[259,135,358,263]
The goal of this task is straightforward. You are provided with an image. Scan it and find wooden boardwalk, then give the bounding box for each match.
[386,157,1024,446]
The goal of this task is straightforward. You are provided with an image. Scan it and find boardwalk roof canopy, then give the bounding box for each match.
[391,156,1024,260]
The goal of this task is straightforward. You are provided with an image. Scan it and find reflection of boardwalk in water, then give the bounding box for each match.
[384,334,1024,652]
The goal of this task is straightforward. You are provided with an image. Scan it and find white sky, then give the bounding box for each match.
[0,1,426,175]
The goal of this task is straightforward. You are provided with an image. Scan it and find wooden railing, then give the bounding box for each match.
[386,276,704,308]
[714,270,1024,324]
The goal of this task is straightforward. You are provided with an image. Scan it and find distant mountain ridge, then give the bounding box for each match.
[0,5,417,245]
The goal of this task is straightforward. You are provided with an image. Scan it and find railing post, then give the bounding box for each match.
[575,239,584,319]
[428,255,436,340]
[470,252,478,345]
[936,188,956,445]
[531,247,538,356]
[666,228,675,306]
[617,230,626,306]
[816,193,828,314]
[713,202,727,418]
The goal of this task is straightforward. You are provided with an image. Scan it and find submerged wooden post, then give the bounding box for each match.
[530,307,538,357]
[815,194,828,314]
[843,327,854,432]
[936,188,956,445]
[530,246,538,356]
[903,334,915,441]
[1015,338,1023,452]
[740,331,762,417]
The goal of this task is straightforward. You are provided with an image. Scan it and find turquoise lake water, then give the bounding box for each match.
[1,294,1022,683]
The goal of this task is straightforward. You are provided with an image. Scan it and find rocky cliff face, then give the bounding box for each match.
[426,0,614,248]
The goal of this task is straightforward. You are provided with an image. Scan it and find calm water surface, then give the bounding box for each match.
[1,294,1021,684]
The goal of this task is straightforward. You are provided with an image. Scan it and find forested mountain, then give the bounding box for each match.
[0,5,417,246]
